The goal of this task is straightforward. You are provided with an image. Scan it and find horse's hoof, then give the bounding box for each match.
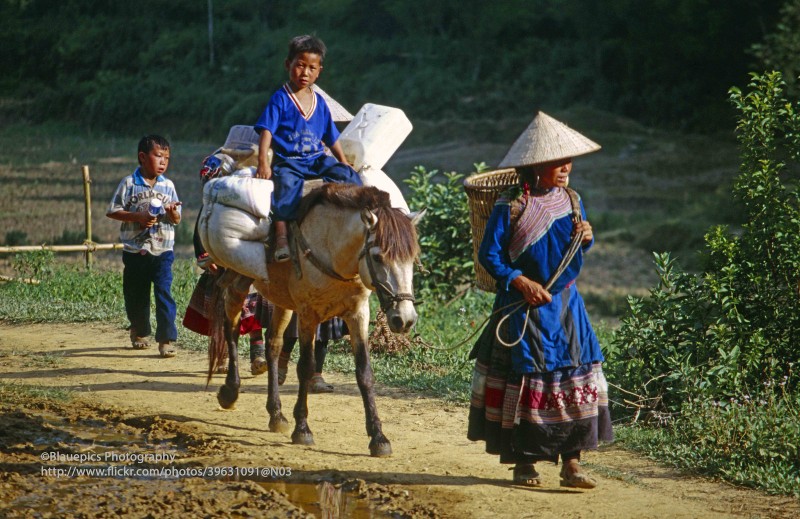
[369,439,393,457]
[217,385,239,409]
[291,431,315,446]
[269,415,292,435]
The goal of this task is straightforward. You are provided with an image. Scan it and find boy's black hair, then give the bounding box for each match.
[287,35,326,62]
[138,135,170,161]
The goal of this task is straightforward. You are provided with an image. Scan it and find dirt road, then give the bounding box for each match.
[1,322,797,518]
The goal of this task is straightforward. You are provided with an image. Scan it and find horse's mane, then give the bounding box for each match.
[297,183,419,262]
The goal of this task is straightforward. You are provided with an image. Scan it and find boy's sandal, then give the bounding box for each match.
[130,331,150,350]
[511,464,541,487]
[158,342,177,358]
[131,337,150,350]
[274,244,290,263]
[309,375,334,394]
[559,465,597,489]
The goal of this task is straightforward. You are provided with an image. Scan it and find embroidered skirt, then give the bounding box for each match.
[182,271,264,336]
[467,319,613,464]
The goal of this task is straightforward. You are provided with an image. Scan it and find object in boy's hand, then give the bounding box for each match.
[148,198,164,217]
[147,199,164,233]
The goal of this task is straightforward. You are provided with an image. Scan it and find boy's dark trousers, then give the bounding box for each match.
[122,251,178,343]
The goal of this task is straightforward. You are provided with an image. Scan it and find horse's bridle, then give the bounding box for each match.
[358,229,417,312]
[291,221,416,313]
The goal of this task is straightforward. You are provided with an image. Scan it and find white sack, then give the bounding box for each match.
[339,104,412,172]
[197,202,271,282]
[359,168,410,214]
[203,171,273,219]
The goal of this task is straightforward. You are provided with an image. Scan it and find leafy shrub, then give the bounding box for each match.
[4,230,28,246]
[51,229,100,245]
[606,72,800,496]
[404,165,481,301]
[11,250,54,280]
[608,72,800,418]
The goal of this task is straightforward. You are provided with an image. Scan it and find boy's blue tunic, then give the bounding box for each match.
[478,187,604,374]
[255,84,339,163]
[254,84,362,220]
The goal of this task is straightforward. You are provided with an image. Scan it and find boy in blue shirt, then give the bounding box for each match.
[107,135,183,358]
[255,34,361,262]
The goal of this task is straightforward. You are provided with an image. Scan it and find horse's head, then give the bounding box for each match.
[359,206,425,334]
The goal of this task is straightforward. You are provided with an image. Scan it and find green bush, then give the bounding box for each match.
[607,72,800,496]
[404,164,483,301]
[609,72,800,415]
[4,230,28,246]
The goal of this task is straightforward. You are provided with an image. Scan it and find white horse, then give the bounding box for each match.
[205,183,423,457]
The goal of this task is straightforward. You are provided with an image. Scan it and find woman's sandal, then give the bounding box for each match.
[559,465,597,489]
[309,375,334,394]
[158,342,177,358]
[512,464,542,487]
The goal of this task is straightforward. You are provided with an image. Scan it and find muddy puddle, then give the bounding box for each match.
[0,387,423,518]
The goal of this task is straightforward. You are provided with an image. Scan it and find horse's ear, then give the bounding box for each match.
[361,208,378,230]
[408,207,427,226]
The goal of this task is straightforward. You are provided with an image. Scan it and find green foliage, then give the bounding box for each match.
[0,0,785,134]
[608,72,800,497]
[618,388,800,497]
[404,164,481,300]
[4,230,28,246]
[0,256,210,352]
[51,229,100,245]
[11,250,54,280]
[609,72,800,416]
[750,0,800,99]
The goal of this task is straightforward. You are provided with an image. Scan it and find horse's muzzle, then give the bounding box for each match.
[386,301,417,334]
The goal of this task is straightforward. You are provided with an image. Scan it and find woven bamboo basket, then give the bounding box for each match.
[463,168,519,292]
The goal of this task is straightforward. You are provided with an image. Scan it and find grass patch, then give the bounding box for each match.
[582,461,646,487]
[0,381,75,402]
[615,391,800,498]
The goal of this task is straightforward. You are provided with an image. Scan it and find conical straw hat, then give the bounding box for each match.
[498,111,601,168]
[313,84,354,122]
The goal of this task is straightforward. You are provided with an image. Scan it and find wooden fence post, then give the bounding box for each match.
[81,165,93,269]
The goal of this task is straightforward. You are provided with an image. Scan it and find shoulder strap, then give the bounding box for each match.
[566,187,582,223]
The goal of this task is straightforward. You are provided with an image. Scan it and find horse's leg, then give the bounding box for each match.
[217,276,249,408]
[265,305,292,434]
[291,319,317,446]
[346,301,392,457]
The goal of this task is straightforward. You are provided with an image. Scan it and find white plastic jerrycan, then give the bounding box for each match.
[338,104,412,172]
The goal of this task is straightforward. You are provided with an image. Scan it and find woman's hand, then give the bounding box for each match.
[511,275,552,306]
[574,220,593,245]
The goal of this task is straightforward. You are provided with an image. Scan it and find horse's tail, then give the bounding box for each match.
[206,272,229,387]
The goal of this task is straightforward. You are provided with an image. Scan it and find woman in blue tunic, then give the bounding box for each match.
[467,111,612,488]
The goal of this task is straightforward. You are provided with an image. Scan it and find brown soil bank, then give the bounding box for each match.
[0,322,797,518]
